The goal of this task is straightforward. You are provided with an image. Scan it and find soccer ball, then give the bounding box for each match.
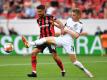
[4,43,13,53]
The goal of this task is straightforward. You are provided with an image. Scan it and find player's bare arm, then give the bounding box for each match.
[55,32,61,36]
[54,19,64,29]
[52,19,65,34]
[54,23,62,36]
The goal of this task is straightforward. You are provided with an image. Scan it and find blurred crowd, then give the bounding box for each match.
[0,0,107,19]
[0,27,18,35]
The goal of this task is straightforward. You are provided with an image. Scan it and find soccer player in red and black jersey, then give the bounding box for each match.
[27,5,65,77]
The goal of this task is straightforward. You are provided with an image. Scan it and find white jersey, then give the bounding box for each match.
[66,17,83,34]
[63,17,83,42]
[54,17,83,54]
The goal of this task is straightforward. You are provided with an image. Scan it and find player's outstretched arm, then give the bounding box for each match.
[54,19,65,34]
[54,20,63,29]
[55,32,61,36]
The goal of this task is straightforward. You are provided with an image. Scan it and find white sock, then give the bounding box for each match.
[32,71,36,73]
[73,61,93,77]
[29,41,36,46]
[73,61,84,69]
[34,38,46,45]
[61,69,65,72]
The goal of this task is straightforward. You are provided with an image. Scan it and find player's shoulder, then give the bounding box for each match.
[67,17,72,21]
[78,21,83,27]
[65,17,73,26]
[66,17,73,23]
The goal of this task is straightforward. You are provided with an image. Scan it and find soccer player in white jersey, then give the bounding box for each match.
[22,8,93,78]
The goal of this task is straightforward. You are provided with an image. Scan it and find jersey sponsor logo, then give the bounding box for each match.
[40,24,49,28]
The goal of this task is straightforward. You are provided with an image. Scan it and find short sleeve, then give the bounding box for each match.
[75,25,83,34]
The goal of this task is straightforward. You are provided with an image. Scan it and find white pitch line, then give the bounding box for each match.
[0,61,107,67]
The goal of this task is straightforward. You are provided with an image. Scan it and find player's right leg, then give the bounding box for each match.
[27,48,41,77]
[33,37,56,45]
[22,35,30,48]
[22,35,56,48]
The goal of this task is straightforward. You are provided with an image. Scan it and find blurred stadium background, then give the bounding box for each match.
[0,0,107,80]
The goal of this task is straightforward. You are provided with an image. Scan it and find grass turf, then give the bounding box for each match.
[0,55,107,80]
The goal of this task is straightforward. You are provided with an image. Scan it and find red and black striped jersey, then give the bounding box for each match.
[37,14,56,38]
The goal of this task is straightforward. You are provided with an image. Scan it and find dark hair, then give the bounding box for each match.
[72,8,81,15]
[37,5,45,10]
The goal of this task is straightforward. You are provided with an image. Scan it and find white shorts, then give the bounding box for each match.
[54,36,75,54]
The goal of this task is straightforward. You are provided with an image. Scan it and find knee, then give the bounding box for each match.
[31,51,37,56]
[31,49,40,56]
[73,61,78,65]
[69,54,77,63]
[73,60,81,66]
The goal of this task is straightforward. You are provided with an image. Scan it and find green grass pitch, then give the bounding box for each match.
[0,55,107,80]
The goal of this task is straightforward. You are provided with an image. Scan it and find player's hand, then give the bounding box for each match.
[62,27,68,35]
[61,27,68,35]
[50,18,54,26]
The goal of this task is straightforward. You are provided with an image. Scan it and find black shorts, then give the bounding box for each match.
[35,43,56,53]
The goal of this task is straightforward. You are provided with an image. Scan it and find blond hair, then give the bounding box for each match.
[72,8,81,15]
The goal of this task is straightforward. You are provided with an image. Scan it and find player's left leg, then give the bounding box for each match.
[69,53,94,78]
[48,44,65,77]
[51,51,65,77]
[63,44,94,78]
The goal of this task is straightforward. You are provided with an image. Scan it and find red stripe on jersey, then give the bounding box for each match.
[50,16,55,36]
[51,25,55,36]
[38,19,43,38]
[37,19,41,37]
[37,15,56,38]
[41,18,45,37]
[46,16,49,36]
